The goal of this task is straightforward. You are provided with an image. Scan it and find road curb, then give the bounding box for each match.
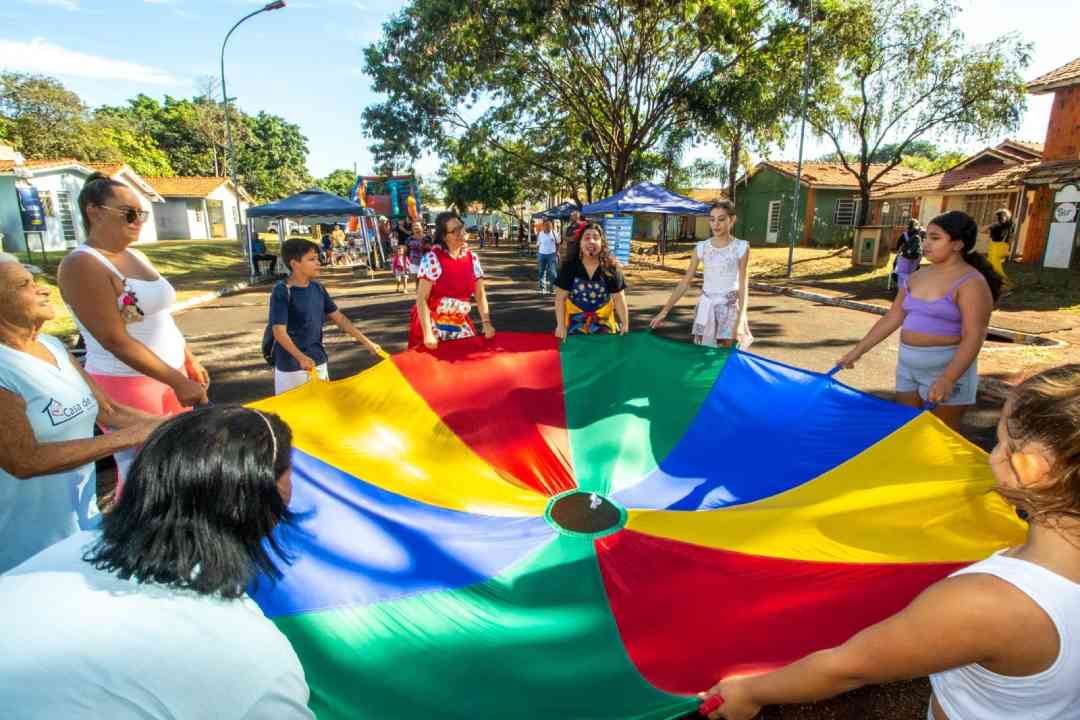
[631,259,1063,347]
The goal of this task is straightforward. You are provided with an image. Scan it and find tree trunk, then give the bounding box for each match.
[727,132,742,203]
[857,181,871,226]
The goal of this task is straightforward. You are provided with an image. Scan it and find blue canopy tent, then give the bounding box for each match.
[580,182,710,262]
[535,201,579,221]
[246,189,384,276]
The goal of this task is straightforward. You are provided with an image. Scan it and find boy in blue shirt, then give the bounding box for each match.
[269,239,383,394]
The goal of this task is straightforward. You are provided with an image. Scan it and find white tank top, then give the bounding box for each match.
[929,551,1080,719]
[69,246,187,377]
[696,238,748,295]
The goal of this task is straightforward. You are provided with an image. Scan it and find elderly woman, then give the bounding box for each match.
[410,210,496,350]
[0,406,313,718]
[0,254,159,573]
[58,173,209,483]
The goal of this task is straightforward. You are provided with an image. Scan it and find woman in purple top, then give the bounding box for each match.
[837,211,1003,430]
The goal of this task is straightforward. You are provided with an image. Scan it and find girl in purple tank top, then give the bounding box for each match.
[835,211,1003,431]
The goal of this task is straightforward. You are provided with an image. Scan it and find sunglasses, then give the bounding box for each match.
[99,205,150,224]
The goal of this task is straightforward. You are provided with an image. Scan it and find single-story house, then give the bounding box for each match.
[1018,57,1080,265]
[732,162,926,247]
[144,176,252,241]
[0,152,164,254]
[870,139,1043,254]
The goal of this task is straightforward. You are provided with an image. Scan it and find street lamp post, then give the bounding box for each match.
[786,0,814,278]
[220,0,286,268]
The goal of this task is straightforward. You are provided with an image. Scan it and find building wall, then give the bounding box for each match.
[807,188,860,247]
[734,169,802,246]
[1044,84,1080,162]
[207,184,250,240]
[29,170,89,251]
[154,199,193,240]
[0,176,25,254]
[1022,186,1055,263]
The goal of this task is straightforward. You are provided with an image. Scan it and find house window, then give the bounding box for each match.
[833,198,861,226]
[880,200,913,227]
[55,191,78,247]
[964,193,1013,227]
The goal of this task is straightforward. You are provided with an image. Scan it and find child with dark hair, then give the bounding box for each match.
[701,364,1080,720]
[0,406,315,718]
[553,223,629,336]
[838,210,1002,430]
[269,238,382,394]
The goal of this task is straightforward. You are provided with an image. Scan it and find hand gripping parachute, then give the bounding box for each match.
[248,332,1025,720]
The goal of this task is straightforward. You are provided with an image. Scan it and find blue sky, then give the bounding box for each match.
[1,0,1076,186]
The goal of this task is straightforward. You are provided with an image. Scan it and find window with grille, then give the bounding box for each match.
[767,200,782,233]
[56,191,78,247]
[880,200,913,227]
[833,198,861,226]
[964,193,1012,227]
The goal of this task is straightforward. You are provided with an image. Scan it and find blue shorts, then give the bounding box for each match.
[895,343,978,406]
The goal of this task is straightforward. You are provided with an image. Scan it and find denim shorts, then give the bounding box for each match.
[895,342,978,406]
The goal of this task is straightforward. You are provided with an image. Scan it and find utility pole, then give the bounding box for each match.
[786,0,814,278]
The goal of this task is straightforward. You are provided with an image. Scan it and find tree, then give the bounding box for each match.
[235,111,312,201]
[0,72,90,159]
[808,0,1031,224]
[318,168,358,198]
[363,0,803,196]
[85,117,175,176]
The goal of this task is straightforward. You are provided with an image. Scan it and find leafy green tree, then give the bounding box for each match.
[0,72,90,159]
[235,111,312,201]
[363,0,801,195]
[808,0,1031,223]
[85,118,175,176]
[318,168,358,198]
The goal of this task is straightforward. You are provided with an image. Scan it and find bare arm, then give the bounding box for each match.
[70,354,159,430]
[706,576,1017,719]
[651,253,700,327]
[475,279,495,338]
[554,288,569,339]
[416,279,437,348]
[58,254,205,406]
[327,310,384,357]
[0,388,155,479]
[737,247,750,325]
[836,289,907,368]
[614,290,629,334]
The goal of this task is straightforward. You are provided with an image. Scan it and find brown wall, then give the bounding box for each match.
[1044,85,1080,161]
[1022,186,1054,263]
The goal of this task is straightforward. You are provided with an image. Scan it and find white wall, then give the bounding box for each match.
[154,199,193,240]
[28,170,89,252]
[208,184,249,240]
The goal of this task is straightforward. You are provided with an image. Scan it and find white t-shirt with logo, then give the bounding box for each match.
[0,334,100,573]
[537,231,559,255]
[0,531,314,719]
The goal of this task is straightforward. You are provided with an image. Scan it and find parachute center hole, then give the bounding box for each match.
[547,491,622,535]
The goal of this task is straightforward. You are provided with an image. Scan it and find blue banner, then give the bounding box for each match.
[603,215,633,265]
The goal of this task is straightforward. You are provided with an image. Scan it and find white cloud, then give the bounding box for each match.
[144,0,171,4]
[21,0,79,10]
[0,38,180,85]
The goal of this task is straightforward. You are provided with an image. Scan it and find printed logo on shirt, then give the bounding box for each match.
[42,397,94,427]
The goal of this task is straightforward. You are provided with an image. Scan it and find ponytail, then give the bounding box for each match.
[929,211,1004,301]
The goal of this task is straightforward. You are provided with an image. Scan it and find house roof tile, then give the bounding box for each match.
[144,176,251,202]
[1028,57,1080,94]
[1022,160,1080,186]
[758,161,925,189]
[874,160,1039,198]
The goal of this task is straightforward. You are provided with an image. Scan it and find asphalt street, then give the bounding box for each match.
[175,246,1006,449]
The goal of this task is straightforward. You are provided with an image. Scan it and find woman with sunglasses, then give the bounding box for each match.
[409,210,496,350]
[57,173,209,494]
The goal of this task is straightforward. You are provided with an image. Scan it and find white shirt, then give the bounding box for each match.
[70,246,187,376]
[0,532,314,719]
[537,231,558,255]
[930,551,1080,719]
[696,238,748,295]
[0,335,99,573]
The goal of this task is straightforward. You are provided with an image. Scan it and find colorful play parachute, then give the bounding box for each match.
[248,332,1025,720]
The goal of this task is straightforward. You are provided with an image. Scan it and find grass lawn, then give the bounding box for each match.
[19,238,277,344]
[634,242,1080,315]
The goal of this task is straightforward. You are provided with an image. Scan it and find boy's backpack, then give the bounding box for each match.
[261,281,291,367]
[900,231,923,260]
